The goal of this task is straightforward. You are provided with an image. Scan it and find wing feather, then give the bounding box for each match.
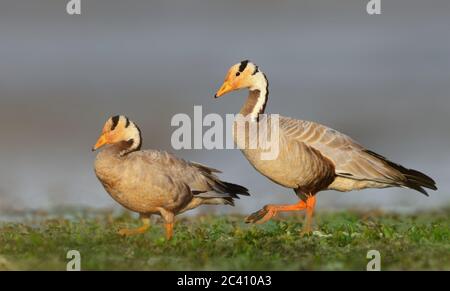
[278,117,436,194]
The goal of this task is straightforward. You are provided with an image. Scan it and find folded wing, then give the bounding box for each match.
[279,117,436,195]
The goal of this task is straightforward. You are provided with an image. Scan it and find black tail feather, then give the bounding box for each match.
[364,150,437,196]
[207,180,250,199]
[222,181,250,198]
[190,161,250,198]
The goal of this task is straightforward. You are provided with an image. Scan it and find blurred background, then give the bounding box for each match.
[0,0,449,216]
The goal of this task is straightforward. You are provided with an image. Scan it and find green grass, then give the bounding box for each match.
[0,208,449,270]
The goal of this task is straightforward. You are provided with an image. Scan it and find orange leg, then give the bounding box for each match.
[164,223,174,240]
[245,200,307,224]
[159,208,175,240]
[118,215,151,236]
[302,195,316,234]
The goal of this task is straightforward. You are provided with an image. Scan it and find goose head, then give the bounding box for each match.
[215,60,267,98]
[92,115,142,155]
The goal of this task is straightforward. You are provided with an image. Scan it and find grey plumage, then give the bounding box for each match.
[274,117,437,195]
[93,115,249,238]
[215,60,436,230]
[95,145,249,214]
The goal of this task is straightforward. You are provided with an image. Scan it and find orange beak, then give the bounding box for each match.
[92,133,108,151]
[214,81,234,98]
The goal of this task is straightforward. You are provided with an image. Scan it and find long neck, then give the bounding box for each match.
[239,73,269,121]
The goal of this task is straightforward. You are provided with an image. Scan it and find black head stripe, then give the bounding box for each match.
[125,117,130,128]
[252,65,259,75]
[239,60,249,72]
[257,72,269,119]
[111,115,120,131]
[134,123,142,150]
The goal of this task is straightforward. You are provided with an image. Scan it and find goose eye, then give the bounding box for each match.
[235,72,240,77]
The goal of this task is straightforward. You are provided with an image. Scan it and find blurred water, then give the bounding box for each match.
[0,0,449,214]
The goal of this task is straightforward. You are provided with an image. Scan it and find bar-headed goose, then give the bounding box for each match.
[92,115,249,239]
[214,60,436,233]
